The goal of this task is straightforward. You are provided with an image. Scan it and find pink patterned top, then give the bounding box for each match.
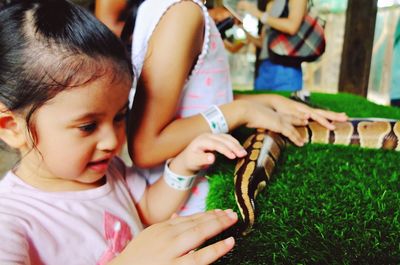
[130,0,233,117]
[130,0,234,216]
[0,157,146,265]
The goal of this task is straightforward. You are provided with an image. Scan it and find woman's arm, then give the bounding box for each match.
[264,0,307,35]
[136,133,247,224]
[238,0,307,35]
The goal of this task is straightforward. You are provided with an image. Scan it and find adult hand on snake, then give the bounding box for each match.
[242,100,306,146]
[267,95,348,130]
[235,94,348,130]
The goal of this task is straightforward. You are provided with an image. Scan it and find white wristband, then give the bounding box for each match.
[163,160,197,191]
[200,105,229,134]
[260,12,269,24]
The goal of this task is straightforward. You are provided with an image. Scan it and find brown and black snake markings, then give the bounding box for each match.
[234,118,400,235]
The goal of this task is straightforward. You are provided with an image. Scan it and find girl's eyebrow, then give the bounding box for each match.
[71,101,129,122]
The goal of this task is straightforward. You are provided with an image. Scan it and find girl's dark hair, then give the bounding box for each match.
[120,0,145,44]
[0,0,132,140]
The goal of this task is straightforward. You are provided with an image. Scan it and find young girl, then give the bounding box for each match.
[127,0,348,216]
[0,1,244,264]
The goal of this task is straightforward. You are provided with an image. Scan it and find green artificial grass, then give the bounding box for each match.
[205,92,400,264]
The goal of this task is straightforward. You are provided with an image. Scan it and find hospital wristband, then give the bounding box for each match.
[260,12,269,24]
[200,105,229,134]
[163,160,197,191]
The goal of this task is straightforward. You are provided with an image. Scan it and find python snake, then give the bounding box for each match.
[233,118,400,235]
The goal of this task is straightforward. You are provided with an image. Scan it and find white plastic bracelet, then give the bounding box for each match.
[260,12,269,24]
[200,105,229,134]
[163,160,197,191]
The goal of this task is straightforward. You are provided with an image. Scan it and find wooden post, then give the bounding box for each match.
[338,0,378,97]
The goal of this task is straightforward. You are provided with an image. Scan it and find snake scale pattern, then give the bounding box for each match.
[233,118,400,235]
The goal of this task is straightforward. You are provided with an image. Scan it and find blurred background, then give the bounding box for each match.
[226,0,400,105]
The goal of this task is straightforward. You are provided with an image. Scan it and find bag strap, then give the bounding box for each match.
[307,0,314,11]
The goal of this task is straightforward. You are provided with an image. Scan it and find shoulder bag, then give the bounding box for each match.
[267,0,326,66]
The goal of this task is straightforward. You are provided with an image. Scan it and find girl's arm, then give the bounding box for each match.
[136,133,247,225]
[128,1,208,168]
[128,2,304,168]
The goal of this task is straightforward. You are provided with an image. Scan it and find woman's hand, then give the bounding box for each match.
[111,209,238,265]
[170,133,247,176]
[237,1,262,19]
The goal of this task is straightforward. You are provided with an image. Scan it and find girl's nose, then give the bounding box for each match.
[97,126,120,152]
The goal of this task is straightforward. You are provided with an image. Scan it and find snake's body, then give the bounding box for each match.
[234,119,400,235]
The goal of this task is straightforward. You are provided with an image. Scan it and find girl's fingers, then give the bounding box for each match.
[315,109,348,122]
[281,123,304,146]
[199,134,247,159]
[168,210,238,257]
[167,209,231,226]
[282,113,308,126]
[308,111,335,130]
[170,213,179,219]
[280,103,310,119]
[177,237,235,265]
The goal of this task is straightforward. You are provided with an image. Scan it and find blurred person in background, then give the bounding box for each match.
[390,18,400,107]
[237,0,307,92]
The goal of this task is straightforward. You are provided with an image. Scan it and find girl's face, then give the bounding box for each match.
[16,71,131,191]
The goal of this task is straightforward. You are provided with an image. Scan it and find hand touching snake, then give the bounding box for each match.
[234,118,400,235]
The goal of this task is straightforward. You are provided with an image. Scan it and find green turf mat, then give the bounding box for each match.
[206,92,400,264]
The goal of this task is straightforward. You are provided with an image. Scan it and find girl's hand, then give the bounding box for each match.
[170,133,247,176]
[243,101,306,146]
[266,95,348,130]
[112,209,238,265]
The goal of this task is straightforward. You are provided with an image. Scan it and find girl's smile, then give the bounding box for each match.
[15,70,131,192]
[87,157,112,173]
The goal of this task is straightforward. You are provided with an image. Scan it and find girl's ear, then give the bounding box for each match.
[0,104,27,149]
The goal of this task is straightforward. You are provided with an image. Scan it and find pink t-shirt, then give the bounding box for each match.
[0,157,146,265]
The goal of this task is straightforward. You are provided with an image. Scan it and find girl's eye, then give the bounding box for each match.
[78,122,97,133]
[114,111,127,123]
